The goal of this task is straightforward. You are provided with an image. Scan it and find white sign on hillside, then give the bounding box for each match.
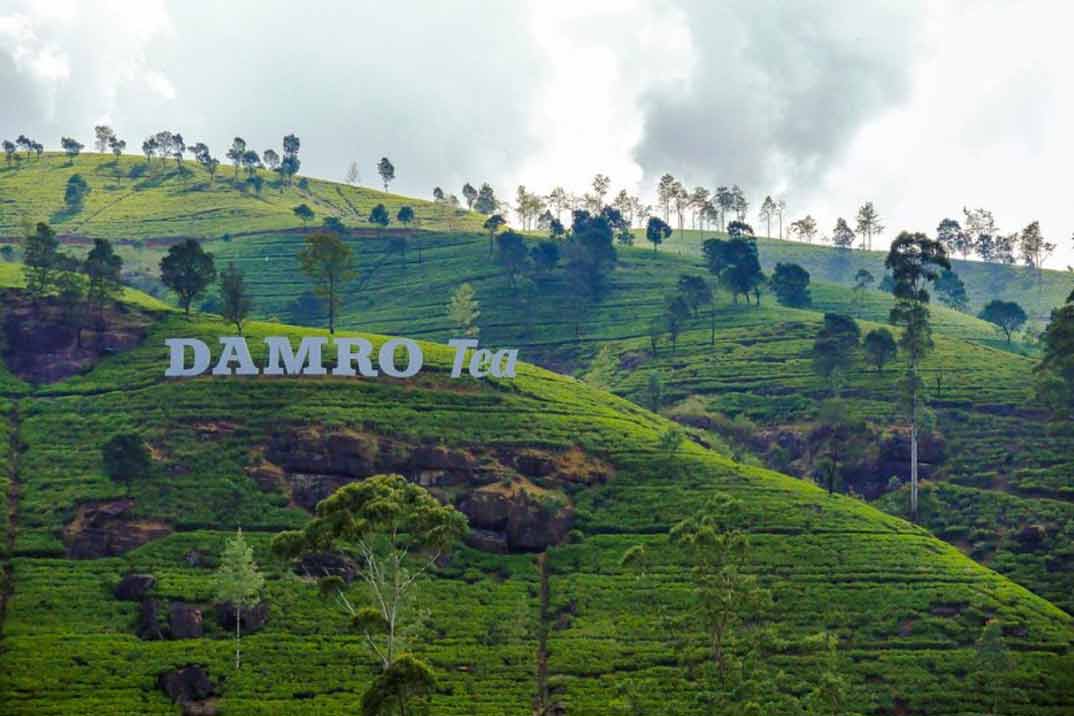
[165,337,518,379]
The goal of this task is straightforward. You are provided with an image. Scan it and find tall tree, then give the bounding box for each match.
[93,125,115,153]
[345,160,360,185]
[855,201,884,251]
[863,328,897,373]
[791,215,818,243]
[731,185,748,220]
[979,300,1027,344]
[646,216,671,252]
[102,433,150,495]
[160,239,217,316]
[2,140,16,166]
[84,238,123,321]
[227,137,247,178]
[461,182,478,210]
[1018,220,1056,297]
[657,174,677,222]
[22,222,61,302]
[592,173,611,210]
[812,313,861,392]
[64,174,91,210]
[368,203,391,239]
[449,283,480,337]
[483,213,506,257]
[546,186,569,221]
[495,231,530,289]
[702,224,763,304]
[60,136,83,162]
[297,231,355,334]
[715,186,734,231]
[280,133,301,185]
[1036,292,1074,418]
[377,157,395,192]
[474,183,497,215]
[219,262,253,334]
[771,263,812,307]
[934,269,968,311]
[262,149,281,173]
[564,208,620,304]
[672,182,690,240]
[852,268,874,304]
[214,528,265,670]
[775,198,786,239]
[886,231,949,521]
[758,195,775,237]
[293,203,315,228]
[831,218,855,249]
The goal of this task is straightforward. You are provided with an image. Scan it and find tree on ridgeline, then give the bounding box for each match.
[775,198,786,239]
[219,262,253,334]
[280,134,301,185]
[771,262,812,308]
[169,133,186,170]
[141,136,158,163]
[449,283,480,337]
[714,186,734,231]
[107,136,126,163]
[855,201,884,251]
[592,173,611,209]
[657,174,676,222]
[672,181,690,240]
[690,186,711,232]
[934,269,968,311]
[462,182,478,210]
[22,222,61,304]
[345,160,360,185]
[214,528,265,670]
[64,174,91,211]
[474,183,497,215]
[759,195,775,237]
[886,231,949,521]
[963,207,996,262]
[377,156,395,192]
[1035,291,1074,418]
[262,148,280,173]
[702,222,763,304]
[564,207,620,305]
[936,218,965,258]
[483,213,505,257]
[84,238,123,322]
[863,327,897,373]
[15,134,34,159]
[60,136,83,163]
[227,137,247,178]
[646,216,671,251]
[495,231,530,289]
[368,203,390,240]
[832,217,855,249]
[731,185,748,221]
[979,300,1027,344]
[812,313,861,393]
[1018,220,1056,297]
[240,149,261,177]
[297,231,355,335]
[102,433,151,496]
[160,239,217,316]
[271,474,467,716]
[791,214,818,244]
[93,125,115,153]
[293,203,315,229]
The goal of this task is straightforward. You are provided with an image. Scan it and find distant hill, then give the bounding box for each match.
[0,276,1072,714]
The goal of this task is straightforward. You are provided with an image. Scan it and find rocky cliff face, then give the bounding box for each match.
[248,427,613,553]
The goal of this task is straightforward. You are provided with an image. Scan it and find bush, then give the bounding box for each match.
[102,434,151,489]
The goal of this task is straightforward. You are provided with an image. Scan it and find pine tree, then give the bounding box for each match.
[214,528,265,669]
[449,283,480,337]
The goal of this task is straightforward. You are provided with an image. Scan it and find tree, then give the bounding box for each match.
[791,215,818,244]
[227,137,247,178]
[360,654,437,716]
[102,433,150,494]
[219,262,253,334]
[462,182,478,210]
[84,238,123,320]
[975,620,1010,716]
[262,148,280,172]
[546,186,569,221]
[663,293,691,352]
[396,205,414,231]
[855,201,884,250]
[813,398,865,495]
[657,174,677,221]
[64,174,91,211]
[15,134,33,158]
[22,222,61,302]
[1036,295,1074,417]
[886,231,949,521]
[280,134,301,185]
[667,494,769,675]
[298,232,355,334]
[271,476,467,683]
[530,240,560,277]
[702,229,764,304]
[368,203,391,239]
[55,270,87,346]
[770,263,811,307]
[563,208,620,304]
[646,216,672,252]
[934,269,968,311]
[473,183,497,215]
[979,300,1027,344]
[346,160,360,186]
[160,239,217,316]
[377,157,395,192]
[758,195,775,237]
[93,125,115,153]
[60,136,84,162]
[240,149,261,177]
[812,313,861,392]
[1018,220,1056,296]
[483,213,505,257]
[863,328,897,373]
[214,528,264,670]
[731,185,748,220]
[293,203,315,228]
[852,269,874,304]
[672,182,690,239]
[449,283,480,337]
[591,173,611,209]
[936,218,964,258]
[2,140,16,166]
[495,231,529,289]
[831,218,855,249]
[169,133,186,169]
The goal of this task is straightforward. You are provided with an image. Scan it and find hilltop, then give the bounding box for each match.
[0,278,1072,714]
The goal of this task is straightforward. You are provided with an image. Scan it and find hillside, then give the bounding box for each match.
[0,283,1072,715]
[0,152,482,242]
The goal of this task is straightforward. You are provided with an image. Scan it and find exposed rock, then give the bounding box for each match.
[459,483,573,552]
[929,602,966,618]
[267,428,380,477]
[215,602,269,633]
[0,290,152,384]
[114,574,156,601]
[169,602,204,639]
[294,552,359,583]
[1014,524,1047,548]
[286,473,355,511]
[465,529,510,554]
[64,499,172,558]
[158,665,215,706]
[138,598,165,640]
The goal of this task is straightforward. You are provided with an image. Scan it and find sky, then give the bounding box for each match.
[2,0,1073,267]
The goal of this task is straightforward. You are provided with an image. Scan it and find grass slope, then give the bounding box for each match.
[0,298,1072,713]
[0,152,482,242]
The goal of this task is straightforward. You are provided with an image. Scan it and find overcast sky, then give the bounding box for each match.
[2,0,1073,266]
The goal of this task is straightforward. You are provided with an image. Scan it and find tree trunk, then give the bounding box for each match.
[911,390,919,522]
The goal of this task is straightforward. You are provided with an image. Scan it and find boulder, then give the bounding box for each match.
[459,487,573,552]
[64,499,171,559]
[158,665,215,705]
[169,603,204,639]
[294,552,359,583]
[137,598,165,640]
[1015,524,1046,547]
[464,529,509,554]
[114,574,156,601]
[215,602,269,633]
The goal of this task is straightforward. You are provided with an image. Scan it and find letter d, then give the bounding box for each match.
[165,339,211,377]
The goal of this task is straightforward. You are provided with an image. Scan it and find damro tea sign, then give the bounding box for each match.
[164,337,518,379]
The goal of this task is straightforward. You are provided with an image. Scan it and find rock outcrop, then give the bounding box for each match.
[158,666,216,714]
[114,574,156,601]
[169,603,204,639]
[64,499,172,558]
[215,602,269,633]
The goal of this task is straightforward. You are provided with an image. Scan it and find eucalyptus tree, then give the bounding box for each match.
[855,201,884,250]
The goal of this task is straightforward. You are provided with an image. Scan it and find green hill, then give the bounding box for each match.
[1,281,1072,715]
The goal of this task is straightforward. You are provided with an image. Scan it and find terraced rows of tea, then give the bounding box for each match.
[1,310,1072,714]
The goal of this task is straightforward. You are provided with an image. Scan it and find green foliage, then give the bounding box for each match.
[219,262,254,333]
[703,233,764,304]
[1036,301,1074,416]
[101,433,150,490]
[84,238,123,315]
[21,222,60,300]
[862,327,897,373]
[360,653,436,716]
[979,299,1027,343]
[646,216,671,251]
[297,231,355,334]
[214,527,266,669]
[63,174,90,210]
[812,313,861,390]
[448,282,480,337]
[771,262,812,307]
[935,269,968,311]
[160,238,217,315]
